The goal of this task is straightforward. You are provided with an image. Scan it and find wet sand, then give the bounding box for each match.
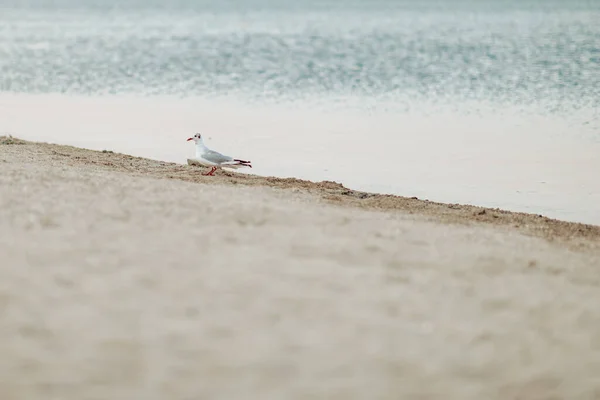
[1,135,600,399]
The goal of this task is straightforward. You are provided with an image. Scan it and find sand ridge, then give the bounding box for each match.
[2,135,599,252]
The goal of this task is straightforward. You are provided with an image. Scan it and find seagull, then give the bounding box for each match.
[186,133,252,176]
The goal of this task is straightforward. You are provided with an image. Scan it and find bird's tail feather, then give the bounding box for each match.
[233,159,252,168]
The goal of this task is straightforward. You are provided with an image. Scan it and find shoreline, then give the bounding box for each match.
[2,135,599,252]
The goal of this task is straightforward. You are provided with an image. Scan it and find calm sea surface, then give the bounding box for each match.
[1,0,599,223]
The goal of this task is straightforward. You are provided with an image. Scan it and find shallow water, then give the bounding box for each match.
[3,93,599,225]
[0,0,599,224]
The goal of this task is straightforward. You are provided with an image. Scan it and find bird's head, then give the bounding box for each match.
[186,133,203,143]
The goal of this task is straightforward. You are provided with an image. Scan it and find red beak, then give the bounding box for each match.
[187,138,193,141]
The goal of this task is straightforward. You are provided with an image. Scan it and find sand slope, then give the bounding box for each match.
[1,136,600,399]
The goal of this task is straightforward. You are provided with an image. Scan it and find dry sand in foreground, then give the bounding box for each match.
[1,135,600,399]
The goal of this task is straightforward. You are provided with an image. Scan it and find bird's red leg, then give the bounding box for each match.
[202,166,217,176]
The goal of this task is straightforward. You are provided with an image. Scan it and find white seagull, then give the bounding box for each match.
[187,133,252,176]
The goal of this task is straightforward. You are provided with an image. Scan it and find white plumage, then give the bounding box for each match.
[187,133,252,176]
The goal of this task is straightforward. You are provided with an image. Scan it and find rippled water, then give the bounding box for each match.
[1,0,599,110]
[1,0,599,223]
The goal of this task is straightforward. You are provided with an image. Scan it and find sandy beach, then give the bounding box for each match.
[1,135,600,399]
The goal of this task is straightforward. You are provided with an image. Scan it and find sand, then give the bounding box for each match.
[1,135,600,399]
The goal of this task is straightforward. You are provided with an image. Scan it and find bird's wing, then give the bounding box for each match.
[202,149,233,164]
